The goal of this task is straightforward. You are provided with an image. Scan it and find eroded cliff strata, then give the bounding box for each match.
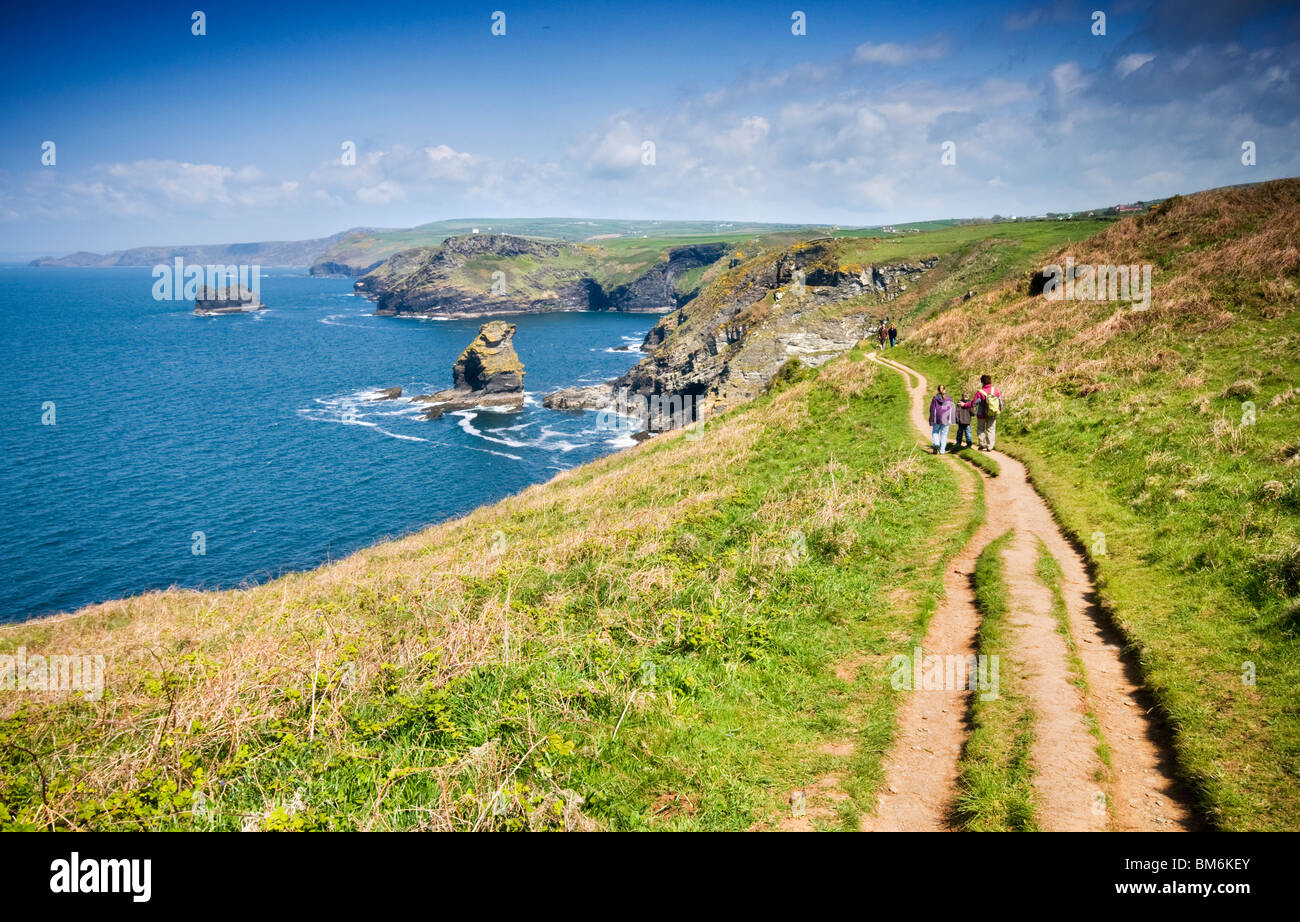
[544,239,936,430]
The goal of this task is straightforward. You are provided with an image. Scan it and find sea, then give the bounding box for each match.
[0,267,649,622]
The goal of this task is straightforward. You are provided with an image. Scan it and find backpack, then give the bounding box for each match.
[981,388,1002,419]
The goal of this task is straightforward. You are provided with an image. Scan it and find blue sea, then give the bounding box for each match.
[0,267,649,622]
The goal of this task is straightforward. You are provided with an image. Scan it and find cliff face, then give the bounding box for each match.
[356,234,725,317]
[602,243,727,312]
[545,239,936,426]
[309,259,383,278]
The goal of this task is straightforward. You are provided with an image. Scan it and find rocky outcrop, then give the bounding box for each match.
[603,243,726,312]
[542,383,616,412]
[373,386,402,400]
[194,284,264,315]
[412,321,526,419]
[543,239,937,432]
[310,259,384,278]
[356,234,725,317]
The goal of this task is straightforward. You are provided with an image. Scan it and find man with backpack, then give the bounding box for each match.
[976,374,1003,451]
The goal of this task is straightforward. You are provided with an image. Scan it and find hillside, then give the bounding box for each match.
[355,233,728,316]
[546,220,1112,423]
[27,229,370,270]
[29,218,834,277]
[2,183,1296,831]
[0,348,969,831]
[890,179,1300,829]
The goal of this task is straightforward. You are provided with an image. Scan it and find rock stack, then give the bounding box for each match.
[194,284,264,315]
[413,321,526,419]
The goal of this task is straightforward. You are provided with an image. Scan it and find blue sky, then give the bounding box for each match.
[2,0,1297,255]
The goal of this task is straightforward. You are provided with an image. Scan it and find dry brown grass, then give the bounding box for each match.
[908,180,1300,407]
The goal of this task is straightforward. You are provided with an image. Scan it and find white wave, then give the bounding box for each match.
[452,410,530,448]
[319,310,374,328]
[533,426,590,452]
[466,445,524,461]
[373,427,428,443]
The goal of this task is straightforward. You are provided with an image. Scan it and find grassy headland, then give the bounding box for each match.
[893,179,1300,829]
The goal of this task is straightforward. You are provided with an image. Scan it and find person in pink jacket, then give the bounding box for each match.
[928,384,956,454]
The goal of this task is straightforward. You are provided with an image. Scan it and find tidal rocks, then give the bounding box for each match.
[372,386,402,400]
[194,285,264,315]
[413,321,526,419]
[542,383,615,412]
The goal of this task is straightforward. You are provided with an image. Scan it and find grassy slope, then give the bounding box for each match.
[893,179,1300,830]
[9,193,1290,830]
[1,353,970,831]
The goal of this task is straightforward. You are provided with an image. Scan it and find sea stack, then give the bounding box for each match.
[414,320,526,419]
[194,284,265,315]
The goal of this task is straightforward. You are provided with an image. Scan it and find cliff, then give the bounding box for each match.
[355,234,726,317]
[545,238,936,427]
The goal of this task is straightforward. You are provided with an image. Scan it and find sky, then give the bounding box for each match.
[1,0,1297,256]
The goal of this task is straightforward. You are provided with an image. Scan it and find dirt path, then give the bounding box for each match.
[864,351,1194,831]
[861,455,996,831]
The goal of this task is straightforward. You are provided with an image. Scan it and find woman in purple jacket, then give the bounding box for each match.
[929,385,956,454]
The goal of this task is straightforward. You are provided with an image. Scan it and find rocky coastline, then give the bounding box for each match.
[355,234,725,317]
[545,240,937,434]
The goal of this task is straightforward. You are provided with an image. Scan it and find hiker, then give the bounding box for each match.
[975,374,1003,451]
[888,323,898,347]
[878,322,888,348]
[928,384,955,454]
[954,390,975,449]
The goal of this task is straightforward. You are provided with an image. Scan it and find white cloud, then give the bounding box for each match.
[1117,53,1157,78]
[1050,61,1088,97]
[852,40,947,66]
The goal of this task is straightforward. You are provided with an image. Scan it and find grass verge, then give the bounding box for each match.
[954,529,1039,831]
